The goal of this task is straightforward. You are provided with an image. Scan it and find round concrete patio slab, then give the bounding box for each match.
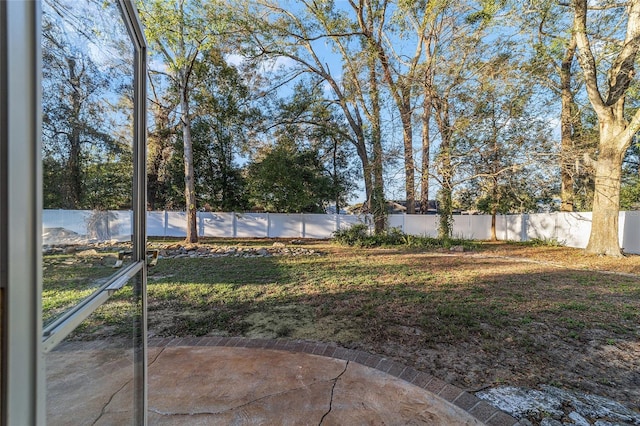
[46,337,518,425]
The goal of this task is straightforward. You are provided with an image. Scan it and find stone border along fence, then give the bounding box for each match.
[42,210,640,254]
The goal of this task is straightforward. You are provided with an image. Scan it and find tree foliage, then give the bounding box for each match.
[247,135,335,213]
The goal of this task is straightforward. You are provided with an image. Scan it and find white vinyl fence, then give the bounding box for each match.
[42,210,640,254]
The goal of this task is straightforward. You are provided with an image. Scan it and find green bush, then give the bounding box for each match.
[528,237,564,247]
[332,225,477,250]
[333,224,371,246]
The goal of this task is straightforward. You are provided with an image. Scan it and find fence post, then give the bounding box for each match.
[301,213,306,238]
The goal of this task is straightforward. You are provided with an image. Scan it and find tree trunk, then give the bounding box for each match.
[586,125,626,256]
[490,179,498,242]
[420,92,431,214]
[333,138,340,214]
[560,36,577,212]
[434,97,454,239]
[400,96,415,214]
[490,115,499,242]
[372,155,385,234]
[67,57,82,208]
[180,86,198,243]
[438,130,453,240]
[359,144,373,210]
[490,210,497,241]
[68,126,82,208]
[368,51,386,234]
[438,180,452,240]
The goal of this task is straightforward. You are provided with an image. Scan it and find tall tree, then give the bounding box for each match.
[314,2,387,230]
[428,1,505,238]
[416,6,444,215]
[275,81,358,214]
[571,0,640,256]
[349,0,419,214]
[521,1,596,213]
[237,0,386,231]
[139,0,229,242]
[456,54,555,239]
[191,48,258,211]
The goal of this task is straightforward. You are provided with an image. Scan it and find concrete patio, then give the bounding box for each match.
[46,337,518,425]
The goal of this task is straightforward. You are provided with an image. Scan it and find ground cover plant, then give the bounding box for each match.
[49,238,640,412]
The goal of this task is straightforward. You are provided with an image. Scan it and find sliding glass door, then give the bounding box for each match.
[1,1,147,424]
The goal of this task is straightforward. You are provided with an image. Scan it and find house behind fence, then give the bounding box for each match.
[42,210,640,254]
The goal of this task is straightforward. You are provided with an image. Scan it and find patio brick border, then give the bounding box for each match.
[146,336,520,426]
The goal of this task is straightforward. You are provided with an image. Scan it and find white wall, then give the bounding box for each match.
[42,210,640,254]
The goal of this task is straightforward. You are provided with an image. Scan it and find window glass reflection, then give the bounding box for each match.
[41,0,135,327]
[46,276,140,424]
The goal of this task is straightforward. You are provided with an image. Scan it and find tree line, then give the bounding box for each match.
[42,0,640,256]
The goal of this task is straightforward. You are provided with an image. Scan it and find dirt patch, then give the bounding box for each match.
[242,305,362,343]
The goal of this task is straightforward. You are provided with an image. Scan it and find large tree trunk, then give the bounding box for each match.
[371,144,385,233]
[67,126,82,208]
[586,123,627,256]
[490,178,498,242]
[438,177,453,240]
[180,86,198,243]
[333,138,340,214]
[572,0,640,256]
[358,144,372,207]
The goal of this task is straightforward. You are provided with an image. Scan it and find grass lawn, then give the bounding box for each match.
[52,239,640,409]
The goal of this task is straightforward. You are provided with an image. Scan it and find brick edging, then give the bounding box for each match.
[147,336,519,426]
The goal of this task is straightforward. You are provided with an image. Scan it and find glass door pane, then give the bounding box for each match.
[46,275,143,424]
[41,0,135,328]
[41,0,146,423]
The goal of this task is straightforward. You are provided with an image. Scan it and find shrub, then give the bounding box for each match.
[333,225,477,250]
[528,237,565,247]
[333,224,371,246]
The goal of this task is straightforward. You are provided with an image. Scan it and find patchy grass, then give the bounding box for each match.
[50,240,640,410]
